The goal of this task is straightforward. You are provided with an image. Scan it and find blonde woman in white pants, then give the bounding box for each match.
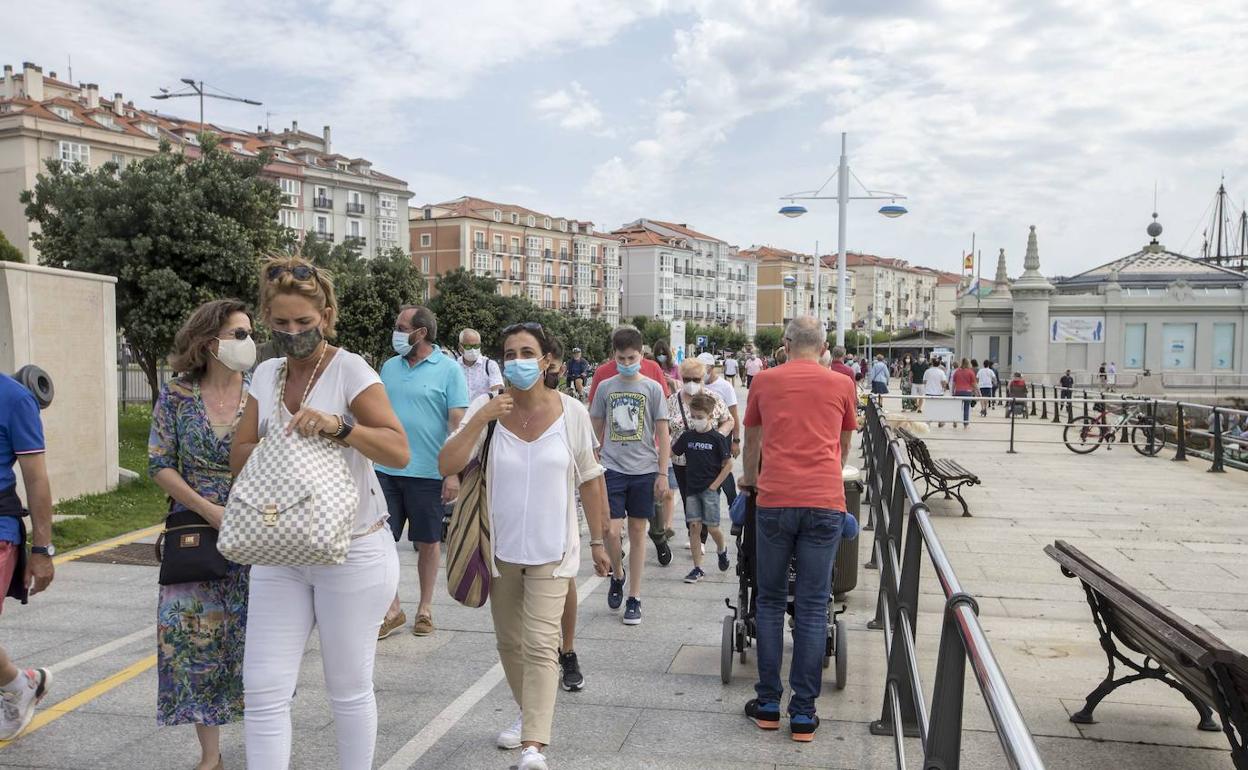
[230,257,409,768]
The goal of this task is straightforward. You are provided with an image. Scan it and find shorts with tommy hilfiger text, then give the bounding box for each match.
[683,488,721,526]
[605,469,657,520]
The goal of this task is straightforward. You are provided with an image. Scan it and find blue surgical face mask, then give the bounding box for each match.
[618,361,641,377]
[392,330,413,357]
[504,359,542,390]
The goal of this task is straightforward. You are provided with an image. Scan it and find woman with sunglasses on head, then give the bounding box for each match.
[665,357,733,569]
[229,256,409,769]
[440,322,611,770]
[149,299,256,770]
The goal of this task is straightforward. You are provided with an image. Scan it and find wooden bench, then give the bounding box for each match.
[1045,540,1248,768]
[897,427,979,517]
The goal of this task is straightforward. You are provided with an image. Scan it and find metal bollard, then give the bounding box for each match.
[1082,391,1089,418]
[1147,399,1157,455]
[1041,385,1048,419]
[1173,403,1187,461]
[1007,399,1017,454]
[1052,389,1062,424]
[1209,409,1226,473]
[1029,384,1037,416]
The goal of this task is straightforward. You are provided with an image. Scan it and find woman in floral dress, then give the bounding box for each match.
[149,299,255,770]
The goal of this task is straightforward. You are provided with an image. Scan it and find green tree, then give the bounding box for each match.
[22,136,291,400]
[0,230,23,263]
[754,327,783,354]
[333,246,425,368]
[641,319,669,348]
[628,315,650,331]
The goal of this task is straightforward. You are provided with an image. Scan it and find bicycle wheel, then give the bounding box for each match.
[1064,416,1101,454]
[1131,423,1166,456]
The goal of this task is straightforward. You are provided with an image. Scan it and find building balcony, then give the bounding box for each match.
[312,230,334,242]
[346,202,365,215]
[544,249,553,259]
[312,196,333,210]
[345,235,366,246]
[559,250,570,261]
[510,271,523,281]
[560,277,572,286]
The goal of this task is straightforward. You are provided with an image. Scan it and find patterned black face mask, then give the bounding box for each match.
[544,370,560,390]
[273,327,323,359]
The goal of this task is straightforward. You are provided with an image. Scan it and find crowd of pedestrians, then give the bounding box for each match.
[1,245,866,767]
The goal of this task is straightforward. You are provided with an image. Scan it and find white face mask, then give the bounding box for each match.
[682,381,702,396]
[462,347,480,363]
[213,336,256,372]
[688,417,711,433]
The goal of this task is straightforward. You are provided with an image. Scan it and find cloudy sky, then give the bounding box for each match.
[7,0,1247,277]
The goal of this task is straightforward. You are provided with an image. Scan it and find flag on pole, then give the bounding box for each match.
[962,252,974,272]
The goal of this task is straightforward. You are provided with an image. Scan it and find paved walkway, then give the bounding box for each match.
[0,386,1244,769]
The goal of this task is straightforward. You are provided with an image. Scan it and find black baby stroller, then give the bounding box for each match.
[720,491,848,689]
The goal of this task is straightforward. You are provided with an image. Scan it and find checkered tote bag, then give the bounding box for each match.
[445,418,497,607]
[218,362,358,566]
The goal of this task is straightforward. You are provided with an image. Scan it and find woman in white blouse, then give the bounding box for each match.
[230,257,409,769]
[439,321,611,770]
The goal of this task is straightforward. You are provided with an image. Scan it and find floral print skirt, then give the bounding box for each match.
[157,563,249,726]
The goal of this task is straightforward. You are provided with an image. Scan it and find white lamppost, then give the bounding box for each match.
[779,131,908,346]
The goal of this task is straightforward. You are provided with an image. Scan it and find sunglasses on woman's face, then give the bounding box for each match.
[266,264,317,282]
[501,321,545,336]
[219,329,255,341]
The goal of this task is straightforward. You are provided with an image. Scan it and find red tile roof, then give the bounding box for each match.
[644,219,723,243]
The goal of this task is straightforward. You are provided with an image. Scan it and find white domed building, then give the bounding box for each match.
[953,218,1248,389]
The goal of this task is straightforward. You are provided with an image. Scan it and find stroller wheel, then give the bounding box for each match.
[721,615,735,684]
[835,618,848,690]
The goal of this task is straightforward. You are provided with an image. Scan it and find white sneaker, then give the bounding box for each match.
[497,713,523,749]
[517,745,549,770]
[0,668,52,741]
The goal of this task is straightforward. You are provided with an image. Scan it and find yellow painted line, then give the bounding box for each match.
[54,524,163,566]
[0,654,157,749]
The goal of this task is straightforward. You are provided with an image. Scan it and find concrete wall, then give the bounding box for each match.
[0,262,118,502]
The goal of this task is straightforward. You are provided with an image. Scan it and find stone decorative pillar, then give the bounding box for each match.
[1009,226,1054,383]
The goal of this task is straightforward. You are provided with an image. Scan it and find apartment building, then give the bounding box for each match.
[615,219,757,337]
[409,196,621,325]
[843,253,940,333]
[0,61,410,260]
[930,271,964,333]
[743,245,848,331]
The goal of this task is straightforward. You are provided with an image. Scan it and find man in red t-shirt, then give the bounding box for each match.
[739,316,855,742]
[829,345,855,382]
[587,351,670,403]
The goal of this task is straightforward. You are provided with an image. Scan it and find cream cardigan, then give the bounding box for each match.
[453,392,604,579]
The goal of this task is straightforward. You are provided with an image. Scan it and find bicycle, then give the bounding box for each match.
[1063,398,1166,456]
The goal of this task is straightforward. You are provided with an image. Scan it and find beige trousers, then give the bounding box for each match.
[489,559,569,746]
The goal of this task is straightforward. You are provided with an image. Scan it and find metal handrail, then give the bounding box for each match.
[862,400,1045,769]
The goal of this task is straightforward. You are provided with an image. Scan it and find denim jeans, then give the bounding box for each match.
[754,506,844,717]
[955,390,975,423]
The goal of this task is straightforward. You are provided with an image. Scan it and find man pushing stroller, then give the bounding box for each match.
[740,317,857,742]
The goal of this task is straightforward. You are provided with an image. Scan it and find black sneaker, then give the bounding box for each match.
[717,550,731,572]
[683,567,705,583]
[744,698,780,730]
[558,649,584,692]
[655,538,672,566]
[790,713,820,742]
[607,570,625,610]
[622,597,642,625]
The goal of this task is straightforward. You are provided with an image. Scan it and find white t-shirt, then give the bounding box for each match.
[976,367,996,389]
[250,350,388,535]
[745,357,763,376]
[704,375,739,408]
[489,418,570,566]
[460,356,504,402]
[922,366,948,396]
[724,358,739,376]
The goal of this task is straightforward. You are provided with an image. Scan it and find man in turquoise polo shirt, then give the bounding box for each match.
[377,305,469,639]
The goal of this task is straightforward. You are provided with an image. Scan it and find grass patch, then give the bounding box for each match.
[52,404,168,551]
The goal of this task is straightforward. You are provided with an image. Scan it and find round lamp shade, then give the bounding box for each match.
[783,275,797,287]
[878,204,908,218]
[779,205,808,218]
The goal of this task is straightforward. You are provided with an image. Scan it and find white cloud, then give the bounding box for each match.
[534,82,615,137]
[586,0,1248,274]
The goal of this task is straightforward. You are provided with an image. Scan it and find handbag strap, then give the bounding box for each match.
[273,360,289,429]
[478,392,499,471]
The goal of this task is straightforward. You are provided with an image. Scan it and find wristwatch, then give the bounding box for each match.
[732,437,741,444]
[30,544,55,557]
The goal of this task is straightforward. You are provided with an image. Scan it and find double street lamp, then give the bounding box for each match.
[778,132,908,346]
[152,78,262,135]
